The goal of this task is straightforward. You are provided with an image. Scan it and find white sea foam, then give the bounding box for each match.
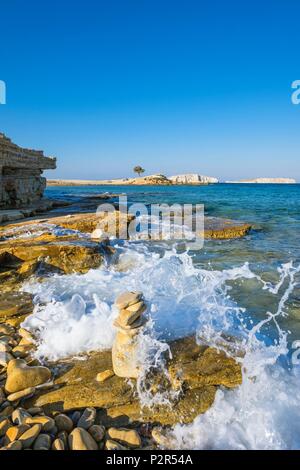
[21,241,300,449]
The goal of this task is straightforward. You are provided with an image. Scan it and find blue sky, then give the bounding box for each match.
[0,0,300,181]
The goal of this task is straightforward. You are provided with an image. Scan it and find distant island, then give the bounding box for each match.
[226,177,296,184]
[47,173,219,186]
[48,174,297,186]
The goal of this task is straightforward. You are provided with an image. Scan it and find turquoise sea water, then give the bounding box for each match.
[20,183,300,448]
[46,183,300,345]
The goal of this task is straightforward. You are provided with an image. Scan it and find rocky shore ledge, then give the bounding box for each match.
[0,197,251,451]
[0,303,241,450]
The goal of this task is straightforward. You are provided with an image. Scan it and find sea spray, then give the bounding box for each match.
[170,263,300,450]
[21,242,300,448]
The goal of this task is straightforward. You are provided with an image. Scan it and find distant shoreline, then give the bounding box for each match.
[47,178,297,186]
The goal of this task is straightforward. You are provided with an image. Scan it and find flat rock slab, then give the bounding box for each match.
[27,337,242,426]
[204,217,251,239]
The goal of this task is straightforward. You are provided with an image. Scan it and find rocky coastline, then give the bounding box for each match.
[0,190,252,451]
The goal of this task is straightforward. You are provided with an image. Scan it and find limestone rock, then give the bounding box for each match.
[28,337,241,427]
[5,359,51,394]
[68,427,98,450]
[0,133,56,209]
[112,331,141,378]
[107,427,141,448]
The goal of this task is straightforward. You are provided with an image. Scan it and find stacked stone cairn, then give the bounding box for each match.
[112,291,147,379]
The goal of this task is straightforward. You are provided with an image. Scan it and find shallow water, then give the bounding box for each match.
[22,183,300,449]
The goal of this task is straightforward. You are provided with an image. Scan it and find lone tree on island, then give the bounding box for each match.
[133,165,145,177]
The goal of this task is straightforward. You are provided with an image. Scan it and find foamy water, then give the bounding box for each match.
[22,240,300,449]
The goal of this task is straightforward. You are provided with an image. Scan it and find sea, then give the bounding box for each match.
[23,183,300,449]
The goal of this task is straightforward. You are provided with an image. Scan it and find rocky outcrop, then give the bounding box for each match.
[0,133,56,209]
[168,174,219,184]
[27,336,242,426]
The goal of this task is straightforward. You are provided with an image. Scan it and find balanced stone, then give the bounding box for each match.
[115,291,142,310]
[117,304,146,328]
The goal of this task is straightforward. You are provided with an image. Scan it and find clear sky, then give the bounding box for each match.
[1,0,300,181]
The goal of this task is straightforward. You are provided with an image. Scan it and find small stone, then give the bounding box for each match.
[107,427,141,448]
[0,387,5,405]
[7,386,35,402]
[0,352,13,368]
[88,424,105,442]
[24,416,55,432]
[54,413,73,432]
[0,343,11,353]
[5,358,51,394]
[0,405,14,417]
[0,336,16,346]
[57,430,68,448]
[68,427,98,450]
[5,440,23,450]
[151,427,176,448]
[114,315,146,331]
[0,418,11,437]
[26,407,44,416]
[117,305,146,328]
[12,408,31,425]
[18,328,35,344]
[0,324,15,336]
[77,407,96,429]
[5,424,30,442]
[12,344,33,359]
[71,410,81,425]
[105,439,128,450]
[52,438,65,450]
[125,300,146,313]
[19,423,42,448]
[115,291,142,310]
[33,433,51,450]
[96,369,114,382]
